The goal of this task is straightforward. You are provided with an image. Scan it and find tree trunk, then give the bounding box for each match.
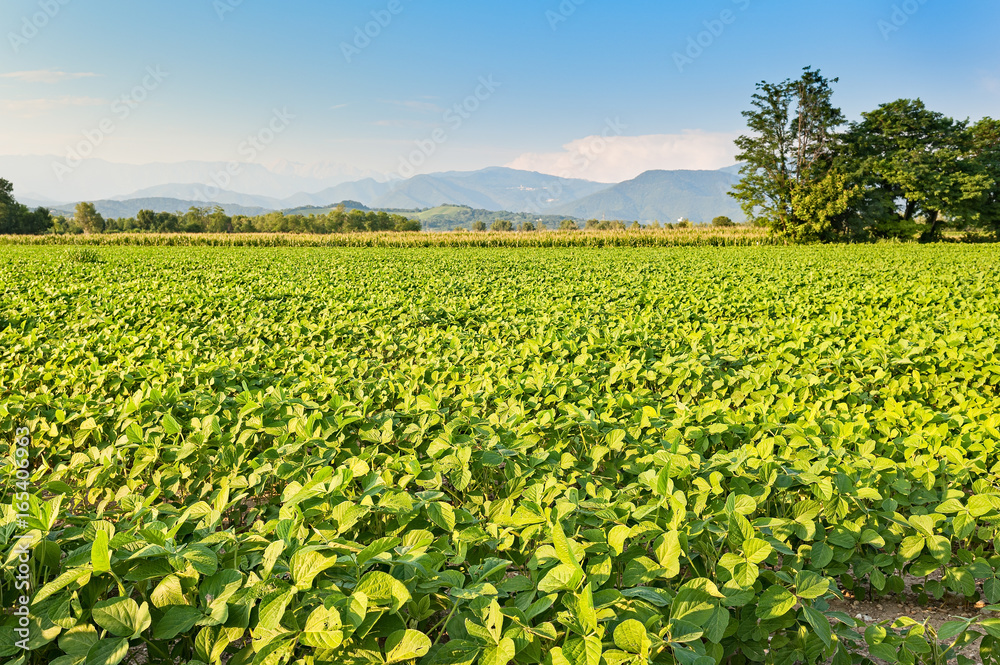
[903,200,918,221]
[920,210,941,242]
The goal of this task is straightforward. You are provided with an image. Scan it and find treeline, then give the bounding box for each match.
[471,217,733,232]
[0,189,422,235]
[732,67,1000,242]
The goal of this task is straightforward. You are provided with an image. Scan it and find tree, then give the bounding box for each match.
[560,219,578,230]
[522,221,536,232]
[711,216,735,227]
[730,67,851,240]
[844,99,992,241]
[0,178,52,234]
[491,219,513,232]
[471,220,487,232]
[206,206,232,233]
[394,217,421,232]
[75,202,105,234]
[969,117,1000,234]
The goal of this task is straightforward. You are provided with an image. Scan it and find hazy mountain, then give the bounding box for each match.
[6,159,748,225]
[50,198,271,219]
[282,179,393,208]
[0,155,378,202]
[111,184,285,209]
[371,168,609,212]
[549,169,745,224]
[106,168,612,213]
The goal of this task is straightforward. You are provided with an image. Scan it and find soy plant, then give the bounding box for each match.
[3,243,1000,664]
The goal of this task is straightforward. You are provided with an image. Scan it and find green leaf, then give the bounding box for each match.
[550,519,584,575]
[538,564,584,593]
[261,540,284,580]
[182,545,218,576]
[802,606,832,647]
[613,620,649,655]
[151,575,186,608]
[703,606,729,644]
[92,597,150,638]
[154,606,204,640]
[162,413,182,435]
[756,586,796,620]
[354,571,411,613]
[356,537,399,568]
[91,530,110,574]
[427,502,456,532]
[58,625,99,657]
[795,570,831,599]
[860,529,885,548]
[384,630,431,664]
[85,638,129,665]
[290,547,337,591]
[33,568,92,604]
[481,637,516,665]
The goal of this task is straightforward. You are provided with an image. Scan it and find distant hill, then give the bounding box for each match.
[407,204,578,232]
[282,201,370,216]
[51,198,272,219]
[370,167,609,212]
[282,179,393,209]
[29,165,748,225]
[549,170,745,224]
[112,184,285,210]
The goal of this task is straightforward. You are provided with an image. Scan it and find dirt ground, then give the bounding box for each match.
[827,584,995,663]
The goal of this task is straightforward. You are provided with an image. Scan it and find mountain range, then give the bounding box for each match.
[8,158,746,225]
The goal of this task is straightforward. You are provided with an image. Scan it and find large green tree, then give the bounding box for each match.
[730,67,857,241]
[969,117,1000,234]
[844,99,992,241]
[0,177,53,234]
[75,202,106,234]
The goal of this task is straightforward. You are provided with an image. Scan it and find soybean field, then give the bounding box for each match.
[2,244,1000,665]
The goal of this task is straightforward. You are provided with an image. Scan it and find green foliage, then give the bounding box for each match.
[731,67,846,241]
[969,117,1000,234]
[3,245,1000,664]
[845,99,993,241]
[63,247,102,264]
[710,217,734,227]
[0,178,53,235]
[74,201,106,234]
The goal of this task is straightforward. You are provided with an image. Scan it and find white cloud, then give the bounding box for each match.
[0,70,99,84]
[506,130,740,183]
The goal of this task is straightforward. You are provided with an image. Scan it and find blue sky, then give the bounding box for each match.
[1,0,998,186]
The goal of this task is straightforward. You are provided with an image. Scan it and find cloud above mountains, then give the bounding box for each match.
[506,130,739,183]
